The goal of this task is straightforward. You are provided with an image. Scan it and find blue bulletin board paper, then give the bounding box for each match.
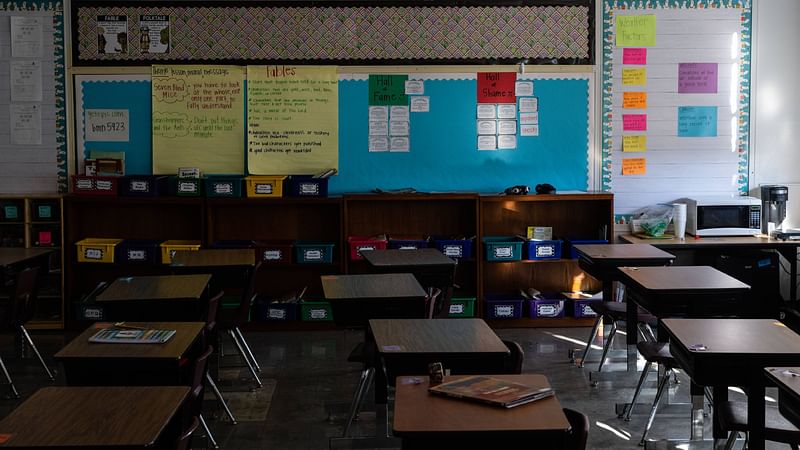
[677,106,718,138]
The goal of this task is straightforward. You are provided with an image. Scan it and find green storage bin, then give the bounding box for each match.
[294,241,335,264]
[221,295,249,321]
[482,236,523,261]
[170,176,203,196]
[300,301,334,322]
[448,297,476,318]
[205,176,242,198]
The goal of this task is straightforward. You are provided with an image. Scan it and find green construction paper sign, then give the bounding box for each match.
[615,15,656,47]
[368,75,409,106]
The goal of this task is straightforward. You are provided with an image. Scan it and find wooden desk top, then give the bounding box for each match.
[393,374,568,434]
[55,322,204,360]
[170,249,255,267]
[362,249,457,268]
[0,248,52,267]
[663,319,800,356]
[370,319,508,355]
[618,266,750,293]
[322,273,427,300]
[575,244,675,263]
[620,234,800,248]
[0,386,189,448]
[96,274,211,302]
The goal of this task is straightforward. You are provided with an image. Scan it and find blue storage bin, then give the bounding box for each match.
[566,239,609,259]
[294,241,335,264]
[484,294,524,319]
[528,298,565,318]
[119,176,169,197]
[288,176,329,197]
[482,236,523,262]
[524,240,562,260]
[119,239,161,264]
[205,176,243,198]
[432,237,474,259]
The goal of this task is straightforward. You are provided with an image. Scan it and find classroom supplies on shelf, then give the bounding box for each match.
[347,235,388,261]
[482,236,524,261]
[245,176,287,198]
[160,240,201,264]
[75,238,123,263]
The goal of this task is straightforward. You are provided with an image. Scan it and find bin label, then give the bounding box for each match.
[263,250,282,260]
[357,246,375,256]
[310,309,328,319]
[96,180,113,190]
[255,183,273,194]
[449,304,464,314]
[299,183,319,195]
[179,182,197,193]
[579,304,598,317]
[37,205,51,218]
[495,305,514,317]
[85,248,104,260]
[494,246,512,258]
[442,245,462,257]
[269,308,286,319]
[214,183,233,194]
[304,249,323,260]
[127,250,146,261]
[398,245,417,250]
[83,307,103,319]
[537,304,558,316]
[130,181,149,192]
[536,246,554,257]
[3,206,18,219]
[76,179,93,189]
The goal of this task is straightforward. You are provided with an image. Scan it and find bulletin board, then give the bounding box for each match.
[0,1,66,194]
[601,0,752,221]
[74,70,594,193]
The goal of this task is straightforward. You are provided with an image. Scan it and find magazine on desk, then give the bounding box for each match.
[89,328,176,344]
[428,375,554,408]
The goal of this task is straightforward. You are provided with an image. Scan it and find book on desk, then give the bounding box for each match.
[88,328,176,344]
[428,375,554,408]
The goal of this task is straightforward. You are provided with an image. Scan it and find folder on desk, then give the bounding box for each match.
[428,375,554,408]
[88,328,176,344]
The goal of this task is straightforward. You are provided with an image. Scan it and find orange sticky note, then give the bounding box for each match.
[623,135,647,152]
[622,158,646,175]
[623,92,647,109]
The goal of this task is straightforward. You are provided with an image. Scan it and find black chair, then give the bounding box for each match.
[563,407,590,450]
[176,416,200,450]
[717,401,800,450]
[203,291,237,425]
[501,339,524,374]
[218,261,262,388]
[578,300,657,372]
[187,345,218,449]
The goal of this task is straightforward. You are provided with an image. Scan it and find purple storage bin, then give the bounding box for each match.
[528,299,565,318]
[432,237,474,259]
[388,237,430,250]
[573,299,600,318]
[484,294,524,319]
[523,240,562,260]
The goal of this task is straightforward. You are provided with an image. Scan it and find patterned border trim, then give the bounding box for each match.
[601,0,752,224]
[77,5,590,63]
[0,1,66,193]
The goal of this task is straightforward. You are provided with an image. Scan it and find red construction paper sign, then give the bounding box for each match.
[477,72,517,104]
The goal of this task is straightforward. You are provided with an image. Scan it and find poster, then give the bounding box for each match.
[10,61,42,102]
[10,17,42,57]
[152,65,245,174]
[97,15,128,54]
[247,65,338,174]
[140,15,170,54]
[369,75,408,106]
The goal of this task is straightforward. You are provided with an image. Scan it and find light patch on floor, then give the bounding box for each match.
[218,378,277,422]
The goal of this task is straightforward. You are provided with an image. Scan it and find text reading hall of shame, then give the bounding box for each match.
[481,73,514,100]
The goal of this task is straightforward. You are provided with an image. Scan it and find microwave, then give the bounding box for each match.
[679,197,761,236]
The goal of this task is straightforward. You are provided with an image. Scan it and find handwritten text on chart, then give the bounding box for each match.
[623,92,647,109]
[678,63,718,94]
[615,15,656,47]
[622,158,646,175]
[622,114,647,131]
[623,48,647,65]
[678,106,718,137]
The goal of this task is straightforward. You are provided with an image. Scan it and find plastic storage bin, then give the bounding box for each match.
[119,176,168,197]
[254,240,293,264]
[160,240,201,264]
[448,297,476,318]
[72,175,119,196]
[528,298,565,318]
[300,301,334,322]
[119,240,161,264]
[566,239,609,259]
[294,241,335,264]
[524,240,562,260]
[32,226,59,247]
[31,200,60,221]
[255,300,298,321]
[245,176,287,198]
[484,294,525,319]
[205,176,243,198]
[170,177,203,197]
[573,299,599,318]
[388,236,429,250]
[0,200,23,222]
[482,236,523,262]
[432,237,474,259]
[76,238,123,263]
[347,235,388,261]
[287,176,328,197]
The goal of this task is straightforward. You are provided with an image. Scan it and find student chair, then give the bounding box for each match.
[717,401,800,450]
[501,339,524,374]
[578,299,658,372]
[563,408,590,450]
[176,416,200,450]
[203,291,237,425]
[217,261,262,388]
[187,345,218,449]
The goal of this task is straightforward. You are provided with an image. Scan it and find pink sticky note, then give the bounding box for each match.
[623,48,647,65]
[623,114,647,131]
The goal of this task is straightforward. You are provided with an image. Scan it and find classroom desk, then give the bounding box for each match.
[765,367,800,430]
[170,248,255,268]
[620,234,800,302]
[392,374,569,449]
[0,247,53,268]
[95,274,211,321]
[321,273,428,327]
[0,386,189,449]
[55,321,204,386]
[663,318,800,449]
[574,243,675,301]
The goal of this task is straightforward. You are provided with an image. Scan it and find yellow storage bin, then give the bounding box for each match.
[76,238,123,263]
[160,240,201,264]
[245,176,287,198]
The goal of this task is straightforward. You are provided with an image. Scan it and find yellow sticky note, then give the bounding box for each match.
[623,92,647,109]
[623,135,647,152]
[622,68,646,86]
[616,15,656,47]
[622,158,647,175]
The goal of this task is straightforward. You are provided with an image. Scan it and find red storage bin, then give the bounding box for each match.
[347,235,387,261]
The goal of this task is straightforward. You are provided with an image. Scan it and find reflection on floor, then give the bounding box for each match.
[0,326,789,449]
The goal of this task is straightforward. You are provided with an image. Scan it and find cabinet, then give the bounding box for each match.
[479,193,613,327]
[0,195,64,329]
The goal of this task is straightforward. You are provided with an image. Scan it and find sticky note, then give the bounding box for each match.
[623,135,647,152]
[678,106,718,137]
[623,92,647,109]
[622,158,647,175]
[623,114,647,131]
[623,48,647,65]
[622,68,646,86]
[616,15,656,47]
[678,63,718,94]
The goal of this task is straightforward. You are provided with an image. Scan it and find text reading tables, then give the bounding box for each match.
[0,386,189,449]
[95,274,211,321]
[321,273,428,327]
[170,248,255,268]
[55,321,204,386]
[663,318,800,449]
[393,374,569,449]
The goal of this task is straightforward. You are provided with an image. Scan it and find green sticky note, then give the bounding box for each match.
[368,75,409,106]
[4,206,18,220]
[38,205,51,219]
[615,15,656,47]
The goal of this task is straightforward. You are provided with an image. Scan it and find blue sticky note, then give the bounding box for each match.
[678,106,718,137]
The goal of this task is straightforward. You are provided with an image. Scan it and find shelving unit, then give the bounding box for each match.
[0,195,64,329]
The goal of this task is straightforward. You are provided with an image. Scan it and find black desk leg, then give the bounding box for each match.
[747,384,766,450]
[712,385,729,439]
